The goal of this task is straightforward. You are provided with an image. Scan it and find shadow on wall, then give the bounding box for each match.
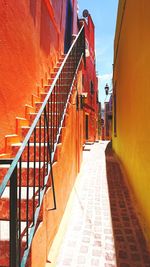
[64,0,73,53]
[30,0,37,25]
[40,1,51,56]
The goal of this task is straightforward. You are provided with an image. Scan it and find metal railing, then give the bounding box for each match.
[0,25,85,267]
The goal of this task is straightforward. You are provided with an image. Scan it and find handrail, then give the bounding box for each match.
[0,24,85,267]
[0,25,85,197]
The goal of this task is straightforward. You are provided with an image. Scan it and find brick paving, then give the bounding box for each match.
[54,141,116,267]
[51,141,150,267]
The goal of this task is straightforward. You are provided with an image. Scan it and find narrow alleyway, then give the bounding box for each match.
[46,141,150,267]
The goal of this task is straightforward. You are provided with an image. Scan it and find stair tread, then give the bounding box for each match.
[11,142,52,147]
[0,161,45,169]
[21,125,58,129]
[0,220,26,241]
[1,186,39,199]
[51,71,74,74]
[35,101,64,104]
[29,112,61,115]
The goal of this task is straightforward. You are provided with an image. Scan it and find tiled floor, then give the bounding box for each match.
[47,141,150,267]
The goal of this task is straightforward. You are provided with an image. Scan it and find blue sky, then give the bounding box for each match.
[77,0,118,106]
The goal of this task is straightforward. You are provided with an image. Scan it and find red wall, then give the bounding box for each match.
[81,16,98,141]
[0,0,77,153]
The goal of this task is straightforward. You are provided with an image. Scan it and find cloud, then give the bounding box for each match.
[98,73,112,82]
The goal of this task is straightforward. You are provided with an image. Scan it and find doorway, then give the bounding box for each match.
[85,115,89,140]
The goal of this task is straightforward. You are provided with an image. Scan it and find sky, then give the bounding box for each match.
[77,0,119,107]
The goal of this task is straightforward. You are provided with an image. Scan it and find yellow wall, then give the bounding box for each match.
[113,0,150,244]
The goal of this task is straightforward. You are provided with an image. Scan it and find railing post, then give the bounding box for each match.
[10,165,18,267]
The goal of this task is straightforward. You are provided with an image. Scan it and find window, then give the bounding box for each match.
[90,81,94,94]
[82,75,84,86]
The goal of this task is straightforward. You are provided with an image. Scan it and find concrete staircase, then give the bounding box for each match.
[0,55,77,266]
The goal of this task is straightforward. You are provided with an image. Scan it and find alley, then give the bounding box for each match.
[46,141,150,267]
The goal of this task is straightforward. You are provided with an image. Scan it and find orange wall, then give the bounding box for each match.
[0,0,77,153]
[31,81,84,266]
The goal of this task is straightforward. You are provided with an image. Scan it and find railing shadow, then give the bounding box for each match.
[105,142,150,267]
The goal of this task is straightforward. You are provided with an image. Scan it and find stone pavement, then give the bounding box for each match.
[46,141,150,267]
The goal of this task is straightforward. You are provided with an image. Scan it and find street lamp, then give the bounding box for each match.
[104,83,113,95]
[104,83,109,95]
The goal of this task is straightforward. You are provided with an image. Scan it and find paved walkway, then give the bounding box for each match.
[46,141,150,267]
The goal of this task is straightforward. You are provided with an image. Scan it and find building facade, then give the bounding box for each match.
[0,1,98,266]
[80,15,99,142]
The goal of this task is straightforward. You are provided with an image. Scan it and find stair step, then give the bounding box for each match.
[0,221,31,266]
[0,240,9,266]
[54,66,75,72]
[5,134,20,152]
[21,126,58,143]
[40,92,48,102]
[0,154,11,159]
[43,85,70,96]
[47,77,73,86]
[0,241,31,266]
[0,161,50,187]
[0,187,43,221]
[25,104,35,120]
[11,142,55,162]
[40,92,66,102]
[59,57,65,63]
[32,94,40,107]
[0,220,26,240]
[29,112,61,127]
[51,71,74,79]
[35,101,64,113]
[40,91,69,105]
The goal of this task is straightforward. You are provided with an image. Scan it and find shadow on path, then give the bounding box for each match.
[105,142,150,267]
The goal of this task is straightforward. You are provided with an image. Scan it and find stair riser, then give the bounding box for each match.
[0,198,42,221]
[54,66,75,72]
[41,91,69,103]
[29,114,62,127]
[51,72,74,79]
[0,169,9,185]
[11,145,56,162]
[48,77,73,86]
[40,93,69,103]
[21,127,58,143]
[0,167,51,187]
[35,102,65,113]
[0,241,31,266]
[57,61,76,68]
[0,241,9,266]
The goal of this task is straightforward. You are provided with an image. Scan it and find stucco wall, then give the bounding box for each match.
[0,0,77,153]
[113,0,150,244]
[31,80,84,266]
